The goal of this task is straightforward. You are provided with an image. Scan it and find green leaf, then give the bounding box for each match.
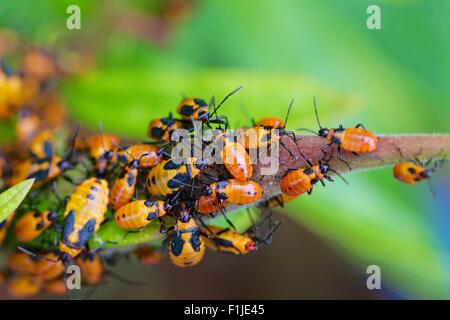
[0,179,34,223]
[88,219,163,249]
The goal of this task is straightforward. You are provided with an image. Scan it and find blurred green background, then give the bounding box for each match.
[1,0,449,299]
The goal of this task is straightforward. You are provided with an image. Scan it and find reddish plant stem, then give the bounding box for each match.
[223,134,450,212]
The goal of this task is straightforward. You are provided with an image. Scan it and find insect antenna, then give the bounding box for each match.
[63,123,81,161]
[209,86,243,119]
[328,168,349,185]
[313,96,323,129]
[283,97,295,129]
[17,246,39,259]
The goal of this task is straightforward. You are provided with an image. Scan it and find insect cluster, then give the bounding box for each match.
[0,51,446,299]
[0,63,283,298]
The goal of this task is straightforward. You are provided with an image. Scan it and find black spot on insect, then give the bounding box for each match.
[190,231,202,252]
[36,221,45,230]
[151,127,165,139]
[310,178,318,185]
[91,185,99,192]
[304,167,313,175]
[33,211,41,218]
[126,173,136,187]
[161,117,175,126]
[171,234,185,256]
[151,176,157,185]
[408,167,416,174]
[164,160,183,170]
[180,105,194,117]
[168,173,191,188]
[194,98,207,106]
[87,194,95,200]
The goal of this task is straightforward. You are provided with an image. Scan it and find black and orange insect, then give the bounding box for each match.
[76,251,104,285]
[393,148,446,186]
[35,252,65,281]
[219,133,253,181]
[43,278,67,296]
[14,210,57,243]
[114,199,167,230]
[133,246,163,266]
[27,128,56,161]
[15,109,41,145]
[300,98,378,165]
[9,126,79,189]
[168,208,205,268]
[85,133,121,177]
[109,159,139,211]
[115,144,160,169]
[198,179,263,210]
[0,211,15,245]
[60,178,109,258]
[254,117,285,129]
[7,251,38,274]
[0,65,24,120]
[146,157,205,200]
[148,113,183,143]
[200,226,256,255]
[7,275,42,298]
[239,99,298,159]
[260,193,299,209]
[177,87,241,128]
[280,157,346,197]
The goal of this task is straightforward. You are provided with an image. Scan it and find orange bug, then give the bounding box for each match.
[201,226,256,255]
[220,133,253,181]
[393,147,446,188]
[36,252,65,281]
[43,278,67,296]
[109,160,139,211]
[169,208,205,268]
[0,65,24,120]
[280,157,347,197]
[76,251,104,285]
[177,97,209,120]
[7,275,42,298]
[85,133,121,177]
[300,98,378,167]
[27,128,56,161]
[196,192,224,214]
[115,144,160,169]
[114,199,166,230]
[60,178,109,258]
[261,193,299,209]
[9,155,69,189]
[177,87,241,127]
[15,109,41,145]
[7,251,38,274]
[15,210,58,243]
[9,126,79,189]
[146,157,205,200]
[133,246,163,266]
[254,117,285,129]
[147,114,183,142]
[202,179,263,207]
[0,211,15,245]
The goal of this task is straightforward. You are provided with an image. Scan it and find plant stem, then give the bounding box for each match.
[223,133,450,212]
